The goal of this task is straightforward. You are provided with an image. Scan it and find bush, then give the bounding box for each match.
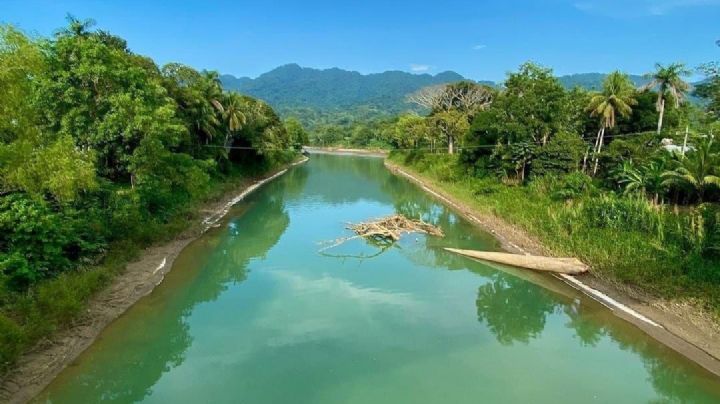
[0,195,104,289]
[665,204,720,259]
[548,172,596,201]
[578,194,661,234]
[532,131,587,177]
[0,313,23,369]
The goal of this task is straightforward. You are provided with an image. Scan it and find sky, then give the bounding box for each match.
[2,0,719,81]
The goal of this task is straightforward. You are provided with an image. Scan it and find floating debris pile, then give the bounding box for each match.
[319,214,444,254]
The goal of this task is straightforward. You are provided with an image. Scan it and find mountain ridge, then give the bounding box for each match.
[218,65,663,127]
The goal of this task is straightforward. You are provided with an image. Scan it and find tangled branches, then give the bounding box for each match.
[319,214,444,257]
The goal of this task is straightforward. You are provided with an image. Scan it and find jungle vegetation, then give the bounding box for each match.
[0,18,302,370]
[385,53,720,316]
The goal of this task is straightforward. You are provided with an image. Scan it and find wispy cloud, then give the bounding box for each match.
[573,0,720,16]
[410,64,431,73]
[472,44,487,50]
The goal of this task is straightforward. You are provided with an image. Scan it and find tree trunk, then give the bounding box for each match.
[656,97,665,135]
[681,125,689,158]
[593,127,605,176]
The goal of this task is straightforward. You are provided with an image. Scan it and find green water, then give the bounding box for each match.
[37,154,720,403]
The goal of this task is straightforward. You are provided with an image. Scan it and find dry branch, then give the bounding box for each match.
[319,214,444,254]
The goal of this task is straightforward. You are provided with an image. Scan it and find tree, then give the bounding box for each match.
[284,117,309,150]
[696,42,720,117]
[393,114,433,149]
[662,137,720,202]
[407,81,491,154]
[161,64,224,150]
[502,62,569,145]
[215,92,247,152]
[644,63,691,134]
[431,110,470,155]
[586,71,638,175]
[406,82,492,115]
[35,21,187,181]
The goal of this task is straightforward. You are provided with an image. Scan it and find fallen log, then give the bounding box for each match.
[444,248,589,275]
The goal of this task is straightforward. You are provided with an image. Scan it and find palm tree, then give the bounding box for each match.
[644,63,691,134]
[586,71,637,175]
[662,137,720,202]
[215,92,247,151]
[618,160,667,204]
[194,72,224,144]
[59,15,96,37]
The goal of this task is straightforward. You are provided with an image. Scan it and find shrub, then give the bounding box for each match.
[0,195,105,289]
[0,313,23,369]
[578,194,661,234]
[532,131,587,177]
[666,204,720,259]
[549,172,596,201]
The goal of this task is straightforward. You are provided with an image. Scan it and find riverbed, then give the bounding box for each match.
[36,154,720,403]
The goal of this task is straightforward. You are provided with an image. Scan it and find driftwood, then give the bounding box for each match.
[319,215,444,255]
[348,214,443,241]
[445,248,589,275]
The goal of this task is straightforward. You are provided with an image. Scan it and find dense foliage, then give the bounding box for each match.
[0,19,299,369]
[388,53,720,314]
[221,65,696,145]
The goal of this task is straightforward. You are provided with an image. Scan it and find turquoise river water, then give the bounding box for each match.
[37,154,720,403]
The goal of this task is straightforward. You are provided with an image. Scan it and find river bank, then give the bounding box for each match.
[0,157,308,404]
[384,159,720,378]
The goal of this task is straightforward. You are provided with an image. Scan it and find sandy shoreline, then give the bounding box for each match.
[0,157,308,404]
[384,160,720,378]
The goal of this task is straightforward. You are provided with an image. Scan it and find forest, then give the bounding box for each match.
[0,18,305,370]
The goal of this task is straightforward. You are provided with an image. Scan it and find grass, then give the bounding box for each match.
[0,160,295,373]
[388,151,720,317]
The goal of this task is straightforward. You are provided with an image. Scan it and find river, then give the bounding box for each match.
[36,154,720,403]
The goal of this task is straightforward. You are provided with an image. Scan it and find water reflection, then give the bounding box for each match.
[39,173,302,403]
[37,154,720,403]
[472,262,720,402]
[475,273,558,345]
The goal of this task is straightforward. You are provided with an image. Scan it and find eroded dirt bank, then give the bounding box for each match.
[0,157,308,404]
[385,160,720,378]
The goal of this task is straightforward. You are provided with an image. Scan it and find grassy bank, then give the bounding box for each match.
[0,161,291,373]
[389,152,720,317]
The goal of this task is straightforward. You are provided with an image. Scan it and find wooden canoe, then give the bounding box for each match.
[445,248,589,275]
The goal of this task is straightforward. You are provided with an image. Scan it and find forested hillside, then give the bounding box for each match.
[220,64,466,113]
[557,73,649,90]
[221,66,657,132]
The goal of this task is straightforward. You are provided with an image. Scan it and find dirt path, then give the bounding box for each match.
[385,160,720,378]
[0,157,308,404]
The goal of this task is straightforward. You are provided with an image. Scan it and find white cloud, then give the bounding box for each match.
[410,64,431,72]
[472,44,487,50]
[573,0,720,16]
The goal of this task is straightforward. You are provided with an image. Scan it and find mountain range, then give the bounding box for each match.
[219,64,652,126]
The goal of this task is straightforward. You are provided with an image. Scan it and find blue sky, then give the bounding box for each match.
[2,0,718,81]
